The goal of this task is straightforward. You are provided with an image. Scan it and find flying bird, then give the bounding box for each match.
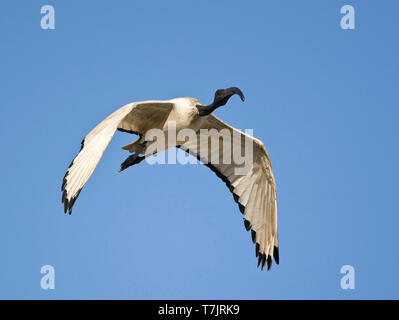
[61,87,279,270]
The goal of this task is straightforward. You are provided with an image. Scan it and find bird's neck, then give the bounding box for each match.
[196,102,222,116]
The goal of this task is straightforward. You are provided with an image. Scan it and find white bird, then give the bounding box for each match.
[62,87,279,270]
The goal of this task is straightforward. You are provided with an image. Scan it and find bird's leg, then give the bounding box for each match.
[119,142,147,172]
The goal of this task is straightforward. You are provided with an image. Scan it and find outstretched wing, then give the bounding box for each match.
[177,114,278,270]
[61,101,174,214]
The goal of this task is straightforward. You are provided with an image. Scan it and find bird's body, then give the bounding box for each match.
[167,97,205,131]
[120,97,206,153]
[62,87,279,270]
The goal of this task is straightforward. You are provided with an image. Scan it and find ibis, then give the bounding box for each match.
[61,87,279,270]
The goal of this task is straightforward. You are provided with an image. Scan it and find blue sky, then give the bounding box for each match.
[0,0,398,299]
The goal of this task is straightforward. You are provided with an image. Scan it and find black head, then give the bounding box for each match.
[196,86,245,116]
[213,87,245,107]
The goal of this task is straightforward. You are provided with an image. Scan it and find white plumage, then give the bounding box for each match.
[62,88,279,270]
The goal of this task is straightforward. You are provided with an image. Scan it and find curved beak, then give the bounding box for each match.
[226,87,245,102]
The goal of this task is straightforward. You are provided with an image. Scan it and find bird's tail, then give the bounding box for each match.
[122,140,142,153]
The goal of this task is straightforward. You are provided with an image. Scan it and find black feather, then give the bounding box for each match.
[117,128,141,137]
[261,254,267,270]
[80,138,85,151]
[273,246,279,265]
[251,230,256,243]
[257,254,262,267]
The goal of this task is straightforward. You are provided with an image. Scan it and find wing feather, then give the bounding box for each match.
[61,101,173,214]
[178,114,278,270]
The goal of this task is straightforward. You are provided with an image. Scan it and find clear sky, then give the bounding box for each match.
[0,0,398,299]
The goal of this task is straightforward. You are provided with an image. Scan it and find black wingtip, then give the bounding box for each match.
[244,219,251,231]
[273,246,279,265]
[257,254,262,268]
[251,230,256,243]
[61,187,81,216]
[62,138,86,214]
[176,144,277,272]
[261,254,267,270]
[80,138,86,151]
